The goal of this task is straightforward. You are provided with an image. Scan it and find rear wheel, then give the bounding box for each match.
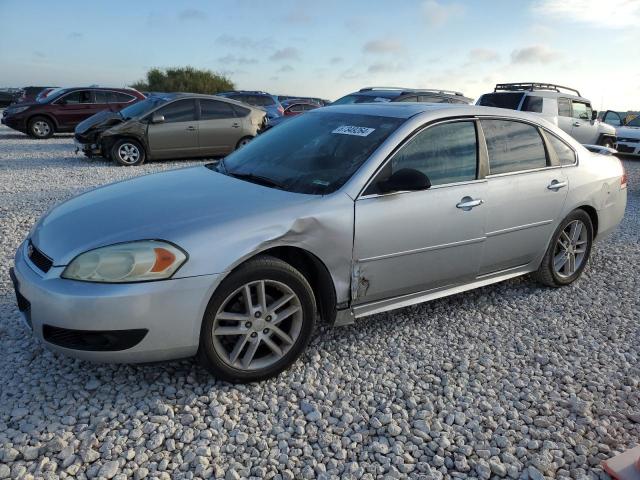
[111,138,145,166]
[198,255,316,383]
[534,210,593,287]
[28,116,54,139]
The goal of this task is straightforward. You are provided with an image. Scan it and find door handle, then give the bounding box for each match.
[232,123,240,128]
[186,126,196,131]
[547,180,568,191]
[456,197,484,211]
[572,121,581,127]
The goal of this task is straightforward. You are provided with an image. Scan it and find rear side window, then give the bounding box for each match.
[156,99,197,123]
[477,92,524,110]
[481,119,547,175]
[200,99,235,120]
[250,95,275,107]
[111,92,135,103]
[389,121,478,186]
[93,91,109,103]
[547,134,576,166]
[558,98,572,117]
[522,96,543,113]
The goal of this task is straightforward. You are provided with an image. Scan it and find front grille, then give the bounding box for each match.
[616,144,636,154]
[27,240,53,273]
[43,325,148,351]
[618,137,639,144]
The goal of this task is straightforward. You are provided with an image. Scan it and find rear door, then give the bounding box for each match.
[197,99,241,155]
[108,91,137,112]
[556,97,574,136]
[92,90,112,114]
[54,90,94,128]
[569,100,597,144]
[147,99,199,159]
[478,118,568,275]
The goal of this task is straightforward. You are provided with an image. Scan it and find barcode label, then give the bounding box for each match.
[332,126,375,137]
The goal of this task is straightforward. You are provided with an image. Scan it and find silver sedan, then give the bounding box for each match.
[11,103,627,382]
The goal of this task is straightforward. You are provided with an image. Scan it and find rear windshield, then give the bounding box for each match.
[119,97,167,119]
[332,94,393,105]
[217,111,404,195]
[477,92,524,110]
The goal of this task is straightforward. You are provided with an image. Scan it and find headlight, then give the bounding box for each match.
[7,106,30,114]
[62,240,187,283]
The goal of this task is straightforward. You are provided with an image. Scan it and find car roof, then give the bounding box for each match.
[315,102,559,125]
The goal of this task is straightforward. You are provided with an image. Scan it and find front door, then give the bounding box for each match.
[54,90,94,128]
[198,99,242,155]
[478,119,568,275]
[569,100,597,144]
[353,120,487,304]
[147,99,199,159]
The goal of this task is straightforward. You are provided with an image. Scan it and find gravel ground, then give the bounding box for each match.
[0,123,638,480]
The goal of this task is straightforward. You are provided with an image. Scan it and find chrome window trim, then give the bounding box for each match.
[359,178,487,200]
[53,89,137,105]
[357,117,482,200]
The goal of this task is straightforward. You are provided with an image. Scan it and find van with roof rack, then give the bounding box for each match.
[332,87,473,106]
[477,83,616,148]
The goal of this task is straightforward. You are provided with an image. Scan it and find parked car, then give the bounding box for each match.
[600,112,640,156]
[0,88,21,107]
[477,83,617,148]
[281,99,320,116]
[10,103,626,382]
[34,87,59,102]
[1,87,144,138]
[74,93,267,165]
[277,95,331,106]
[13,86,58,104]
[216,91,284,119]
[333,87,472,105]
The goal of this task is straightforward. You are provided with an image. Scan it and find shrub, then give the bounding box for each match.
[131,66,234,94]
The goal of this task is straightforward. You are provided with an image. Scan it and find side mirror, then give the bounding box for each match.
[151,113,165,124]
[377,168,431,194]
[592,110,598,120]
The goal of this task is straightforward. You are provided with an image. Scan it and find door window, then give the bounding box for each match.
[546,133,576,166]
[60,90,92,104]
[398,95,418,102]
[418,95,448,103]
[380,121,478,188]
[200,99,235,120]
[93,91,110,103]
[571,101,592,120]
[481,119,548,174]
[155,99,197,123]
[603,111,622,126]
[557,98,572,117]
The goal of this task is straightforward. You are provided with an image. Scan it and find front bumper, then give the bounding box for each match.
[11,241,222,363]
[615,141,640,156]
[1,114,26,131]
[74,138,102,156]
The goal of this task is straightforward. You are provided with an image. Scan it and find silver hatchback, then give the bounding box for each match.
[12,103,627,382]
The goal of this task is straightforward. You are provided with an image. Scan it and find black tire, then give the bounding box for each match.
[235,136,253,150]
[198,255,316,383]
[110,138,146,166]
[601,137,615,149]
[534,209,593,287]
[27,116,54,139]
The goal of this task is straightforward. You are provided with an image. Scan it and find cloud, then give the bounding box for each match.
[510,45,561,64]
[422,0,464,26]
[215,34,274,50]
[217,55,258,65]
[278,65,294,73]
[368,63,397,74]
[534,0,640,28]
[178,8,207,21]
[363,38,405,55]
[68,32,83,39]
[330,57,343,65]
[269,47,301,62]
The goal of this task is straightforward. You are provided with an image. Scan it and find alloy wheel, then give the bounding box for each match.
[553,219,588,278]
[32,121,50,137]
[118,143,140,164]
[211,280,303,371]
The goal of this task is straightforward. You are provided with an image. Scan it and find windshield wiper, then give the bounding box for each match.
[226,171,286,190]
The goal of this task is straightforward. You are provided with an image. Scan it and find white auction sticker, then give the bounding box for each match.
[332,125,376,137]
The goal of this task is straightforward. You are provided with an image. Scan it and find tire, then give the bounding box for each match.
[601,137,615,149]
[235,136,253,150]
[533,209,593,287]
[198,255,316,383]
[27,116,54,139]
[110,138,146,166]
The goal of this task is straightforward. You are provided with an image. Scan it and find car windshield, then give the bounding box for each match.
[216,111,404,194]
[119,97,167,119]
[626,116,640,127]
[332,94,393,105]
[38,88,66,103]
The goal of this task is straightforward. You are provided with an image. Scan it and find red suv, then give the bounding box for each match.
[1,87,145,138]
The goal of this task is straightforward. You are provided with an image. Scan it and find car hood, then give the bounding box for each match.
[30,166,317,268]
[616,126,640,139]
[75,110,125,142]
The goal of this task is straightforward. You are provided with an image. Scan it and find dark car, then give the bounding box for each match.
[332,87,472,105]
[217,91,284,119]
[1,87,145,138]
[0,88,21,107]
[281,99,321,116]
[13,86,58,104]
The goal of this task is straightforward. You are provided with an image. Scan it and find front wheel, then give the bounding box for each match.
[28,116,54,139]
[198,255,316,383]
[111,138,146,166]
[534,210,593,287]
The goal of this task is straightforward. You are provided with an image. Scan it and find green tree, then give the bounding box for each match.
[131,66,234,94]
